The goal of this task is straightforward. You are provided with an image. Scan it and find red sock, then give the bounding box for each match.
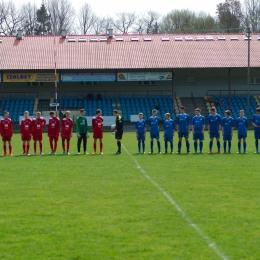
[27,145,30,154]
[62,140,65,151]
[94,143,97,152]
[9,146,12,154]
[100,143,103,152]
[54,139,58,152]
[34,142,37,153]
[3,144,6,154]
[50,140,53,151]
[23,144,25,153]
[67,140,70,152]
[40,142,43,153]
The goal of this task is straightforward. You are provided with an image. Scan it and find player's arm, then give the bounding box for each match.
[92,118,95,131]
[144,120,147,137]
[135,122,138,137]
[191,118,194,134]
[172,121,175,136]
[20,121,23,135]
[187,116,190,133]
[202,119,205,133]
[71,120,74,137]
[246,118,248,128]
[252,117,257,128]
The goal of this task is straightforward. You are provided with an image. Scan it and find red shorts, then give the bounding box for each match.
[21,135,31,141]
[61,135,71,140]
[33,135,43,141]
[2,136,12,142]
[93,132,103,139]
[49,136,59,141]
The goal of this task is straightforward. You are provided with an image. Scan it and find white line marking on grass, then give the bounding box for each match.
[122,144,229,260]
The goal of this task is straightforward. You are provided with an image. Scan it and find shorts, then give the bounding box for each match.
[115,130,123,140]
[150,133,159,139]
[193,133,204,141]
[49,136,59,142]
[21,135,31,141]
[137,133,145,141]
[61,135,71,140]
[254,128,260,139]
[210,133,220,139]
[238,133,247,139]
[223,135,232,141]
[164,136,173,142]
[33,135,43,141]
[2,136,12,142]
[178,132,189,138]
[93,132,103,139]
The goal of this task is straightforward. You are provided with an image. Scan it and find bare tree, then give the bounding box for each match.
[0,0,24,35]
[21,2,37,35]
[78,2,95,34]
[113,12,136,34]
[47,0,75,35]
[243,0,260,32]
[92,16,115,34]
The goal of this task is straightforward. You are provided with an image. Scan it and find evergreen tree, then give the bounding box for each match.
[34,2,51,35]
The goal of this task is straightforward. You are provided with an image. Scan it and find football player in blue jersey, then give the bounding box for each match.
[176,106,190,153]
[236,110,248,154]
[191,108,205,153]
[135,112,146,153]
[252,107,260,153]
[163,113,175,153]
[221,110,234,153]
[208,107,222,153]
[148,109,161,154]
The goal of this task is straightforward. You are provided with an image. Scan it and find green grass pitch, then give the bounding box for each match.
[0,131,260,259]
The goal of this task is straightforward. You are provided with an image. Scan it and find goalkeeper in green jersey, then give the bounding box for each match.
[76,109,89,154]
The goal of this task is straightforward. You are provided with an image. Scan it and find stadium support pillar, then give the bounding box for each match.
[172,68,174,111]
[1,71,3,114]
[58,71,62,110]
[115,69,118,109]
[228,68,231,111]
[246,27,251,119]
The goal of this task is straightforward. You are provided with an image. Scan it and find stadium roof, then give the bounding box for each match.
[0,34,259,70]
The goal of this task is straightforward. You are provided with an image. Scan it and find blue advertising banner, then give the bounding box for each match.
[117,72,173,81]
[61,73,115,82]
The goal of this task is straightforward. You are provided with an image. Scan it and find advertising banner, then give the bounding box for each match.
[61,73,115,82]
[4,73,59,82]
[117,72,172,81]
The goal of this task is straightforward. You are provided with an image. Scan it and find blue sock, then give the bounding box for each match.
[194,141,197,152]
[142,140,145,152]
[138,141,141,152]
[157,141,161,152]
[228,141,231,151]
[217,141,220,150]
[209,141,213,150]
[178,141,181,152]
[150,141,153,152]
[243,142,246,151]
[164,141,167,152]
[256,140,259,150]
[186,141,190,152]
[238,142,241,151]
[170,141,173,152]
[224,142,227,152]
[199,141,203,152]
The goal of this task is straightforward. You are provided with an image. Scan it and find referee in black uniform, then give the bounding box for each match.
[113,109,123,154]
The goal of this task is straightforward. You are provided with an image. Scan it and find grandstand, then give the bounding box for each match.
[0,32,260,122]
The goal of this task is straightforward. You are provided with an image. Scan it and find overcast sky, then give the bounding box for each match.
[13,0,221,17]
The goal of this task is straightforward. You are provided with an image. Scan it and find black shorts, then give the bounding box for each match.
[115,130,123,140]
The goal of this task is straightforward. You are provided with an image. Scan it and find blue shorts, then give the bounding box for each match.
[137,133,145,141]
[238,133,247,139]
[164,136,173,142]
[150,133,159,139]
[193,133,204,140]
[178,132,189,138]
[210,132,220,139]
[223,135,232,141]
[254,128,260,139]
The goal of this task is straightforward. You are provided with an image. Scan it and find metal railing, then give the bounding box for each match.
[206,89,260,97]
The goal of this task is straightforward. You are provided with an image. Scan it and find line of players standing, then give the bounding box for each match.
[136,106,260,154]
[0,108,106,156]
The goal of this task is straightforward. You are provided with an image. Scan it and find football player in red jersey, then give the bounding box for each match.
[61,111,73,155]
[0,111,13,156]
[31,111,46,155]
[20,111,32,155]
[92,109,104,154]
[48,111,60,155]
